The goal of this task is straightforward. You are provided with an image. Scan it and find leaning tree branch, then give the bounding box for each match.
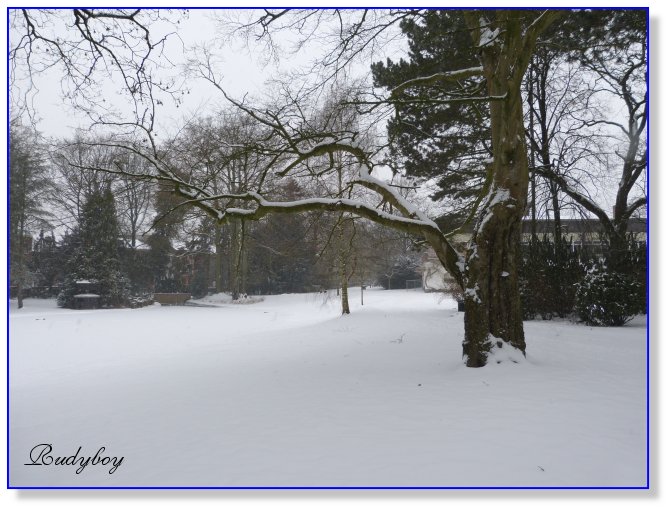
[623,197,647,221]
[535,166,618,236]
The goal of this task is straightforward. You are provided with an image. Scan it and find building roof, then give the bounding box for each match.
[520,218,646,234]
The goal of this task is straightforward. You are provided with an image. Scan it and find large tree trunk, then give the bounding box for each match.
[461,12,536,367]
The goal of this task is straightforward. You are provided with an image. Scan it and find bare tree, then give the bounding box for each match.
[49,138,120,229]
[535,19,647,271]
[13,9,574,367]
[524,47,610,241]
[10,8,184,128]
[105,9,559,366]
[114,152,154,250]
[166,112,270,298]
[9,122,53,308]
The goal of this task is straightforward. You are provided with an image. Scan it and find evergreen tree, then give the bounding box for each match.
[372,11,491,224]
[58,188,130,308]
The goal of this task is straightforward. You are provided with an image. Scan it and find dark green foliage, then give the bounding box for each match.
[155,277,184,293]
[574,270,642,326]
[146,230,176,291]
[547,9,647,60]
[371,11,489,214]
[58,188,130,308]
[189,263,210,298]
[145,185,189,292]
[519,236,586,319]
[627,237,647,314]
[520,232,646,325]
[120,247,155,294]
[518,277,536,321]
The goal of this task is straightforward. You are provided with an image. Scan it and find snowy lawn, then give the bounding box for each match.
[9,289,647,487]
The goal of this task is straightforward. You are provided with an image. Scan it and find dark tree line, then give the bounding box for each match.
[10,129,414,307]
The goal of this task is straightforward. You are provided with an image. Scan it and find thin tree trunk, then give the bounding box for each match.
[551,183,562,246]
[340,260,350,314]
[528,63,538,241]
[230,219,240,300]
[215,225,224,293]
[240,219,248,295]
[229,219,247,299]
[17,217,25,309]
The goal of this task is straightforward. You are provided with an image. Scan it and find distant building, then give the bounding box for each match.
[520,218,646,248]
[420,218,646,292]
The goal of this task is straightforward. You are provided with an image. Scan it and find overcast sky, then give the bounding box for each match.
[6,5,652,220]
[9,8,408,140]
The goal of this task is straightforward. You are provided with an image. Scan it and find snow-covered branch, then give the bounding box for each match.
[389,67,484,99]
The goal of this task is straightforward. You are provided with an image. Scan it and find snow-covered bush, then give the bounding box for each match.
[128,294,154,308]
[574,271,642,326]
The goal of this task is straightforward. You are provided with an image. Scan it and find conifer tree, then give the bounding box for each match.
[58,188,130,308]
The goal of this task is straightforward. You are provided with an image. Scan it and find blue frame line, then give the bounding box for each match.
[644,5,651,492]
[6,5,651,490]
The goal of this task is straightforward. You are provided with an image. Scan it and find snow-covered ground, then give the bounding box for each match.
[8,289,647,487]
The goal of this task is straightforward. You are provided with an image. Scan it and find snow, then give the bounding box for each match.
[479,26,500,47]
[357,163,437,227]
[389,68,484,97]
[455,259,466,274]
[486,335,526,365]
[464,285,482,303]
[195,293,264,305]
[489,187,511,207]
[9,291,646,487]
[478,187,514,232]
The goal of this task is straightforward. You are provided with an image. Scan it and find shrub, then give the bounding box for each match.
[519,236,586,320]
[574,270,642,326]
[627,237,647,314]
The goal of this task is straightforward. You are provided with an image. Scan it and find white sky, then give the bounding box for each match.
[7,3,649,220]
[10,8,408,140]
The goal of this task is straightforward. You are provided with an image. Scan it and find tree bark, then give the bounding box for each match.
[461,11,554,366]
[215,225,224,293]
[229,219,240,300]
[17,216,26,309]
[156,9,561,367]
[341,272,350,315]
